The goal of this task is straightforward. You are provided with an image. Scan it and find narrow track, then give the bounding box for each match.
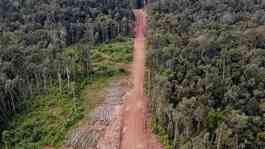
[121,9,164,149]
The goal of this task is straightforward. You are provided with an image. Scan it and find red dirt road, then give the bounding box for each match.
[121,9,164,149]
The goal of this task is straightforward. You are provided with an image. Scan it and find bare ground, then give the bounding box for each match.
[120,9,163,149]
[62,76,131,149]
[62,9,163,149]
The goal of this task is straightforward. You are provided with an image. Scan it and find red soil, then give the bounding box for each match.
[120,9,164,149]
[62,9,163,149]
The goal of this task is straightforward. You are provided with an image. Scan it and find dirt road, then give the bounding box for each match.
[63,9,163,149]
[121,9,164,149]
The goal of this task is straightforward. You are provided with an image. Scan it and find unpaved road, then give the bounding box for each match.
[121,9,163,149]
[63,9,163,149]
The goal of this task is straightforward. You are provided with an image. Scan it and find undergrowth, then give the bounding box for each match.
[151,117,173,149]
[1,38,132,148]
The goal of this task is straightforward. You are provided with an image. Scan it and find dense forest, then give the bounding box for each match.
[0,0,134,147]
[147,0,265,149]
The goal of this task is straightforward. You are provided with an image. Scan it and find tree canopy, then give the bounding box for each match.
[147,0,265,148]
[0,0,134,134]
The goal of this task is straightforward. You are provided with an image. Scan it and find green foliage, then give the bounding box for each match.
[0,39,132,148]
[257,132,265,142]
[147,0,265,148]
[0,0,134,131]
[93,40,132,63]
[2,87,83,148]
[207,111,225,133]
[151,118,173,149]
[91,39,132,76]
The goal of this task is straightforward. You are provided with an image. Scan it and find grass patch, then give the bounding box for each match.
[92,39,132,63]
[92,39,132,75]
[2,87,83,148]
